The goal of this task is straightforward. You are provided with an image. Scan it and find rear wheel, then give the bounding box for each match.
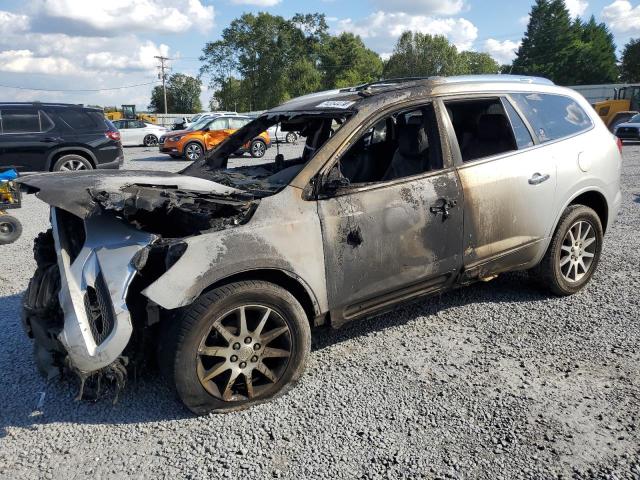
[52,154,93,172]
[533,205,603,296]
[159,280,311,415]
[0,215,22,245]
[184,142,204,161]
[250,139,267,158]
[143,134,158,147]
[285,132,297,144]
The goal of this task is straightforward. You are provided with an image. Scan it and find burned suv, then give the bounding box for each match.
[20,76,622,414]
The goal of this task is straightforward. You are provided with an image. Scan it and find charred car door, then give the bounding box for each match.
[443,96,557,277]
[316,103,463,326]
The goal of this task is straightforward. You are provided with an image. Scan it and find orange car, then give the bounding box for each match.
[159,115,270,161]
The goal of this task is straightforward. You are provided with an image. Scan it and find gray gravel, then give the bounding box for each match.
[0,145,639,480]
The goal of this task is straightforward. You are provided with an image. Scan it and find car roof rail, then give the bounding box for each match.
[0,102,87,107]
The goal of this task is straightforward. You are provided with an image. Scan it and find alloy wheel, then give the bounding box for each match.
[186,144,202,161]
[251,141,266,157]
[144,134,158,146]
[196,305,292,402]
[59,159,88,171]
[559,220,597,283]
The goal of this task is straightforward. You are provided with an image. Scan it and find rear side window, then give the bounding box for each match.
[0,109,53,134]
[58,109,100,130]
[511,93,592,143]
[444,98,518,162]
[503,99,534,149]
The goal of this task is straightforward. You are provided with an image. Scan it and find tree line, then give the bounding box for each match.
[147,1,640,114]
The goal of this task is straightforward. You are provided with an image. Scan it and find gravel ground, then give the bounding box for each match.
[0,145,638,480]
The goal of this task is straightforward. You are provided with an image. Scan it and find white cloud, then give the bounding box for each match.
[29,0,215,35]
[369,0,466,16]
[0,49,79,75]
[565,0,588,17]
[482,39,521,65]
[0,10,30,32]
[601,0,640,34]
[336,11,478,51]
[230,0,282,5]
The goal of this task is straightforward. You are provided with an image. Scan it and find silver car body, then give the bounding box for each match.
[20,76,622,374]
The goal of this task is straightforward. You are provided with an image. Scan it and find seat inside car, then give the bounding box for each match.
[462,113,516,161]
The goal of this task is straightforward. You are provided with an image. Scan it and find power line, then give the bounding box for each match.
[0,81,160,92]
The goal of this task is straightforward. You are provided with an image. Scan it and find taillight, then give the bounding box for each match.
[106,130,121,142]
[616,136,623,155]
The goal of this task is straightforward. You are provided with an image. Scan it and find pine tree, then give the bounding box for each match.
[566,16,618,85]
[621,39,640,83]
[512,0,576,84]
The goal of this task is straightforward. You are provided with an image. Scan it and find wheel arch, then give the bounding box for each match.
[200,268,325,328]
[47,148,97,171]
[567,190,609,233]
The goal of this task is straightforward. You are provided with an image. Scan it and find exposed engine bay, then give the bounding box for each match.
[19,110,351,400]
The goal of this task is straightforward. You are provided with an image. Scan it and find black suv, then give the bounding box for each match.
[0,103,123,172]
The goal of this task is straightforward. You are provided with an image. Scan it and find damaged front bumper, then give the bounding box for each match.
[50,208,156,373]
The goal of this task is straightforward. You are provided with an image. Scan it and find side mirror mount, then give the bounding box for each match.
[321,165,351,195]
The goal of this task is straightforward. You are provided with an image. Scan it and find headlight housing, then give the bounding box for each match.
[169,135,184,142]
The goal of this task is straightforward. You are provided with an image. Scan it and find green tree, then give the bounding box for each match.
[565,16,618,85]
[319,33,383,88]
[210,77,252,112]
[383,32,460,78]
[512,0,576,84]
[148,74,202,113]
[621,38,640,83]
[457,51,501,75]
[201,12,316,111]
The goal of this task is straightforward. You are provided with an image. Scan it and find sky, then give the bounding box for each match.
[0,0,639,111]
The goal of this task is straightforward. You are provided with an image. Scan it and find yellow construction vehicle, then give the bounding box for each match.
[594,85,640,131]
[105,105,158,124]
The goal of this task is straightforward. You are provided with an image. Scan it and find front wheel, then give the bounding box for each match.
[184,142,204,161]
[533,205,603,296]
[250,139,267,158]
[159,280,311,415]
[285,132,297,144]
[0,215,22,245]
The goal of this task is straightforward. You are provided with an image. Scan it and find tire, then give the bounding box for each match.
[52,154,93,172]
[0,215,22,245]
[184,142,204,161]
[533,205,603,296]
[143,134,158,147]
[158,280,311,415]
[250,139,267,158]
[285,132,297,144]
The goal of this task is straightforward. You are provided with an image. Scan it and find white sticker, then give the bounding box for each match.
[315,101,355,109]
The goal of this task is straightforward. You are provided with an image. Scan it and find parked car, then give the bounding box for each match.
[0,103,123,172]
[267,125,298,144]
[171,117,192,131]
[111,120,167,147]
[613,113,640,142]
[20,75,621,415]
[160,115,270,160]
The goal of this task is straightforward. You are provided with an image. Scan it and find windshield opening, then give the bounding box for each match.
[181,111,353,196]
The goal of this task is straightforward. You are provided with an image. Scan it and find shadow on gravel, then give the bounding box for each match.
[0,273,550,432]
[0,293,189,436]
[311,272,552,352]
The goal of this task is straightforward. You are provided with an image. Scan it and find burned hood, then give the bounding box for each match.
[18,170,242,219]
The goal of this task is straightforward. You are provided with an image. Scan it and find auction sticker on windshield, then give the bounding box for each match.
[316,101,356,109]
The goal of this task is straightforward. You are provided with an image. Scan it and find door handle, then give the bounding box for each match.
[430,198,457,219]
[528,173,550,185]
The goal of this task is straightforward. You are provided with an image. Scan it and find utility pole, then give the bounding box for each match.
[154,55,170,115]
